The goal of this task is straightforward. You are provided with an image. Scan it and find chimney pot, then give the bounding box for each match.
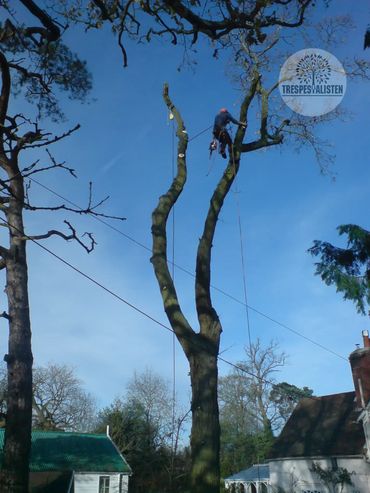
[362,330,370,348]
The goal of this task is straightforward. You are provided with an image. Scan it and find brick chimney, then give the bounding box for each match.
[349,330,370,409]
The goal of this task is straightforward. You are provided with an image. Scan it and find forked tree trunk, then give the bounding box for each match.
[152,82,260,492]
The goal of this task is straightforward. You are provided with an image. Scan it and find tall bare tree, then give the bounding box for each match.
[0,3,123,490]
[32,364,96,432]
[151,80,267,493]
[150,17,369,490]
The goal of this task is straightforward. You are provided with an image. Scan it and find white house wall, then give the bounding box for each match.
[361,407,370,460]
[269,457,370,493]
[74,473,129,493]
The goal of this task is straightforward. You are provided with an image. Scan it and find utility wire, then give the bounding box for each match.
[24,123,346,362]
[26,175,347,362]
[0,214,348,407]
[0,215,294,389]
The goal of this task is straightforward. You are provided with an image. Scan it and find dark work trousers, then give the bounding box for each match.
[213,127,232,157]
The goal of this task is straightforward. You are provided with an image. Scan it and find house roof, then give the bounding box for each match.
[269,391,365,459]
[225,464,269,483]
[0,429,131,473]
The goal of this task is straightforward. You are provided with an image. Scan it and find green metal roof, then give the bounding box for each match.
[0,429,131,473]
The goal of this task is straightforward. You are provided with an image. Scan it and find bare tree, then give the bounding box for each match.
[244,339,287,434]
[219,340,286,436]
[126,368,190,491]
[0,363,96,432]
[32,364,96,432]
[126,369,174,448]
[0,3,123,490]
[150,18,368,489]
[219,340,313,435]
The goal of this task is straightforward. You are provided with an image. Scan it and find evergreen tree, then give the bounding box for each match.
[309,224,370,315]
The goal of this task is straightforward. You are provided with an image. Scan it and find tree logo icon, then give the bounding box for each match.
[296,53,331,86]
[278,48,346,117]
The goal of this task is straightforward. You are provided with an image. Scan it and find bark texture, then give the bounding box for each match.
[1,180,33,493]
[151,83,256,492]
[0,51,33,493]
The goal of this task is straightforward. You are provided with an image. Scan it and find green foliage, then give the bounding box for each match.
[95,391,190,493]
[95,399,166,493]
[309,224,370,314]
[0,17,92,120]
[219,342,313,479]
[311,462,354,493]
[220,424,274,479]
[269,382,314,424]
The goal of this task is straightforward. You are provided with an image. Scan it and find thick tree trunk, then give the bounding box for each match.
[152,84,255,493]
[189,350,220,493]
[0,178,33,492]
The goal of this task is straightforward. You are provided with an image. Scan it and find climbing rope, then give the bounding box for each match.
[230,125,252,347]
[230,128,264,466]
[169,112,177,477]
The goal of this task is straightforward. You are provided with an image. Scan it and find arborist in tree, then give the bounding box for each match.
[210,108,246,159]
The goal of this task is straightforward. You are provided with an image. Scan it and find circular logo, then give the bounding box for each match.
[279,48,346,117]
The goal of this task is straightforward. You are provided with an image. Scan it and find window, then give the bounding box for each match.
[99,476,110,493]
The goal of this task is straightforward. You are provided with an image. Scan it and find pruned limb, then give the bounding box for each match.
[0,311,10,320]
[151,83,195,357]
[240,77,289,153]
[195,71,260,345]
[23,220,96,253]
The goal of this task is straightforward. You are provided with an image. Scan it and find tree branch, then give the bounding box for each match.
[23,220,96,253]
[19,0,61,42]
[24,179,126,221]
[151,83,195,357]
[0,51,11,160]
[20,124,81,150]
[194,71,260,344]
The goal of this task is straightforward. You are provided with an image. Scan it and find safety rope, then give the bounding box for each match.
[230,125,263,467]
[169,113,177,482]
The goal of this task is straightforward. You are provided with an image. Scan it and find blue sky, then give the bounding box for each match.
[3,1,370,415]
